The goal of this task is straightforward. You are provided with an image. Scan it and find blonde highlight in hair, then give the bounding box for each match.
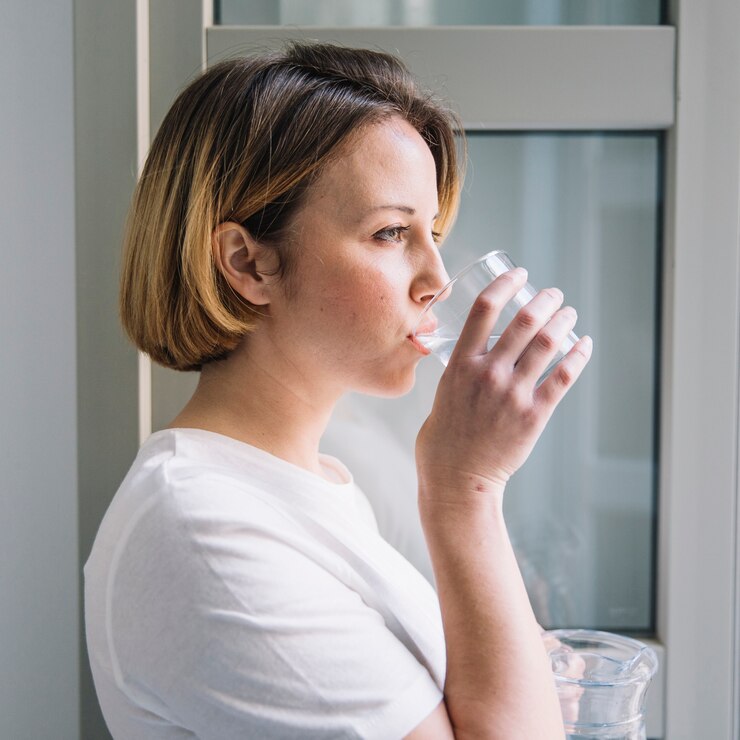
[120,42,465,371]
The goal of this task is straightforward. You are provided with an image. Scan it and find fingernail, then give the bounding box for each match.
[582,336,593,350]
[513,267,528,280]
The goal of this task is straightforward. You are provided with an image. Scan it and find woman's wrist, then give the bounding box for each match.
[417,476,507,545]
[417,468,507,511]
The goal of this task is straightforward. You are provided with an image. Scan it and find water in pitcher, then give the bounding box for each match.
[546,630,658,740]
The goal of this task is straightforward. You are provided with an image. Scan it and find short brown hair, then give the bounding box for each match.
[120,41,464,371]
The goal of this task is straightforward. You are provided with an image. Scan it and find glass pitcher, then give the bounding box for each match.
[544,629,658,740]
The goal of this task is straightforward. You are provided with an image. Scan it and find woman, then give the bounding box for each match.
[85,42,591,739]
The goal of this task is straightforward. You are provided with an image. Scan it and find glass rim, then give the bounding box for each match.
[547,629,659,687]
[412,249,508,336]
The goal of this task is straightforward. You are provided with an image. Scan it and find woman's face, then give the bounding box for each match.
[264,115,451,398]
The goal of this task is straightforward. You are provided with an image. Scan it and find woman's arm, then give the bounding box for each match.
[417,485,564,739]
[411,268,592,739]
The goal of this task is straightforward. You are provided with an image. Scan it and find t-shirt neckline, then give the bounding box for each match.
[147,427,354,491]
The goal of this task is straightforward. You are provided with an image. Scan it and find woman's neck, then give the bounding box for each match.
[167,335,341,479]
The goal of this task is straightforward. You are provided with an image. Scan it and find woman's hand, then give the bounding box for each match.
[416,267,592,505]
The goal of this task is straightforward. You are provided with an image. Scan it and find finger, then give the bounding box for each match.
[451,267,528,359]
[535,336,593,408]
[491,287,565,365]
[560,690,583,723]
[513,305,578,384]
[542,633,562,653]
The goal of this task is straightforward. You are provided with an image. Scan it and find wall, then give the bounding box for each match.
[75,1,140,738]
[1,1,142,737]
[0,2,80,738]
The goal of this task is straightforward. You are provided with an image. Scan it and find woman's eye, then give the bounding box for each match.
[374,225,409,243]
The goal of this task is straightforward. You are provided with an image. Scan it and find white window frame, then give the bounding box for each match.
[134,2,740,737]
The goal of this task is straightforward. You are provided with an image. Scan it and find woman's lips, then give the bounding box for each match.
[407,335,432,355]
[408,319,437,355]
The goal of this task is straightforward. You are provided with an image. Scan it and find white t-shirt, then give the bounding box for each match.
[321,394,435,586]
[84,428,446,739]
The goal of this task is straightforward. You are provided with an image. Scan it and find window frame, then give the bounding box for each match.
[138,2,740,736]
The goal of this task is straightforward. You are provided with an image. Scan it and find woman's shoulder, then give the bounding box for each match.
[84,425,394,641]
[85,427,368,583]
[90,429,311,553]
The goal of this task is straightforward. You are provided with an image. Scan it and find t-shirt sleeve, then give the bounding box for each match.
[109,479,444,740]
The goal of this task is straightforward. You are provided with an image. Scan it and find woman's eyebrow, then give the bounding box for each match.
[369,204,416,214]
[365,204,440,219]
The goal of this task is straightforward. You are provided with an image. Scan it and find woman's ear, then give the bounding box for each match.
[211,222,276,306]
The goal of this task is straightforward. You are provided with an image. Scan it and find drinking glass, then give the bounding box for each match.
[412,250,578,384]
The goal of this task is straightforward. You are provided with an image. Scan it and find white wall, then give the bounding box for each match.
[0,2,79,738]
[1,2,140,737]
[75,1,140,737]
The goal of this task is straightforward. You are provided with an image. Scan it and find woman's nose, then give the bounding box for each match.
[412,246,450,304]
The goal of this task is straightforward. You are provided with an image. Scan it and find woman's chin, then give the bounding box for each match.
[358,365,418,399]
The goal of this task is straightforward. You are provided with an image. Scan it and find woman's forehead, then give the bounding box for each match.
[303,118,438,218]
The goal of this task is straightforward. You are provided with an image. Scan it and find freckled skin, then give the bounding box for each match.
[262,117,451,398]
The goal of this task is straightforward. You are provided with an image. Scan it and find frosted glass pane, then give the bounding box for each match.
[323,133,660,631]
[217,0,662,26]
